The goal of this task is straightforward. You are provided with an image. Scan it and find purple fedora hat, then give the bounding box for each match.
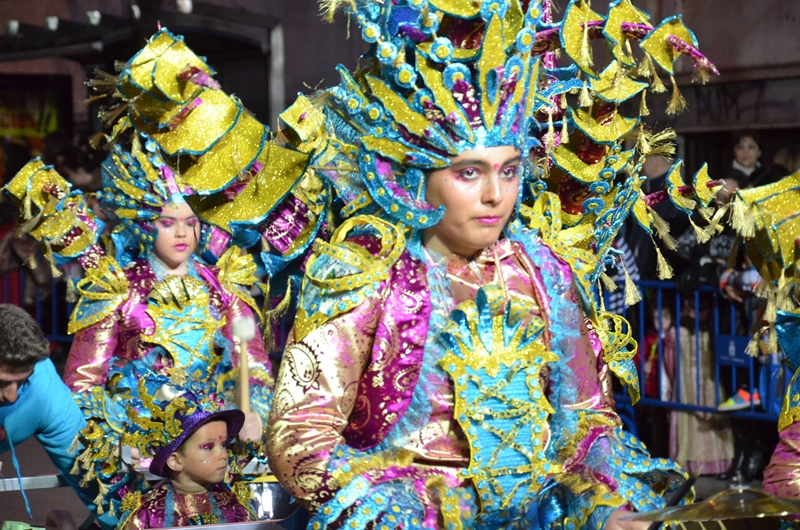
[149,407,245,478]
[125,373,248,477]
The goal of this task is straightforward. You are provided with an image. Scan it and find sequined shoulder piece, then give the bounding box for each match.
[68,255,130,334]
[214,245,260,316]
[293,215,405,342]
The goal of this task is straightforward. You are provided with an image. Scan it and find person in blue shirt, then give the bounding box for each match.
[0,303,115,529]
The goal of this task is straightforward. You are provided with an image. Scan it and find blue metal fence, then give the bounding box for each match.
[2,272,786,430]
[1,270,74,345]
[611,279,787,437]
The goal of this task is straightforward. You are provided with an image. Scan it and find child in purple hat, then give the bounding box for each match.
[116,374,255,529]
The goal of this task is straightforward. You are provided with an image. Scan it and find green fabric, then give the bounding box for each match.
[1,522,45,530]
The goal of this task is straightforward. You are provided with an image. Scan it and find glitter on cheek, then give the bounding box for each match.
[460,181,484,195]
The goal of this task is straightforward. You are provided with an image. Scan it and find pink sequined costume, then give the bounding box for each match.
[119,482,253,529]
[65,254,272,432]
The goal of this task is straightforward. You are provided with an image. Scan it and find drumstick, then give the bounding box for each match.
[231,316,256,414]
[647,472,699,530]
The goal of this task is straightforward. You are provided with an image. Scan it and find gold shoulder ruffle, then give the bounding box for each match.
[520,192,597,295]
[67,256,129,334]
[293,215,405,342]
[216,246,260,316]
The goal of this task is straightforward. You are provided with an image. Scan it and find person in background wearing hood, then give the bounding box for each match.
[0,303,115,528]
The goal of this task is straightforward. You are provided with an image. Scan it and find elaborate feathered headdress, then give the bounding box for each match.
[306,0,721,293]
[5,27,327,277]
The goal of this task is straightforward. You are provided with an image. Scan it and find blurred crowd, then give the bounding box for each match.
[623,130,798,482]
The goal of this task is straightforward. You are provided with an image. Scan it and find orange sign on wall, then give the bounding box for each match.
[0,75,72,184]
[0,91,60,138]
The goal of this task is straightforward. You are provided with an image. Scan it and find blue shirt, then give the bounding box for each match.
[0,359,115,528]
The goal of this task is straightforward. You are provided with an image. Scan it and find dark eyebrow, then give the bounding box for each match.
[501,156,521,167]
[450,156,521,170]
[450,158,490,170]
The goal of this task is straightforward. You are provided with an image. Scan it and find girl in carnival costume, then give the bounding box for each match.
[117,373,255,528]
[266,0,721,528]
[4,28,328,519]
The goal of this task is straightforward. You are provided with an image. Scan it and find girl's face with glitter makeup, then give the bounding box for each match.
[422,145,521,259]
[167,420,230,488]
[152,201,200,274]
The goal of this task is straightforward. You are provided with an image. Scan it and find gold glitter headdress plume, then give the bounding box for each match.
[3,158,106,275]
[521,0,721,292]
[314,0,720,294]
[729,171,800,355]
[88,28,319,270]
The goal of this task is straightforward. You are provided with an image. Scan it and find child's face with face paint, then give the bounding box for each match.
[423,145,521,259]
[167,420,230,488]
[152,202,200,273]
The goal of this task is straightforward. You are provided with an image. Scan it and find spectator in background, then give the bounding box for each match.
[630,304,675,458]
[637,305,675,402]
[714,138,788,481]
[751,147,794,188]
[667,303,735,476]
[716,241,779,482]
[724,130,767,189]
[43,132,102,193]
[603,225,640,315]
[45,133,107,232]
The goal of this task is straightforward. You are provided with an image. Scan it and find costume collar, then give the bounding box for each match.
[446,238,517,276]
